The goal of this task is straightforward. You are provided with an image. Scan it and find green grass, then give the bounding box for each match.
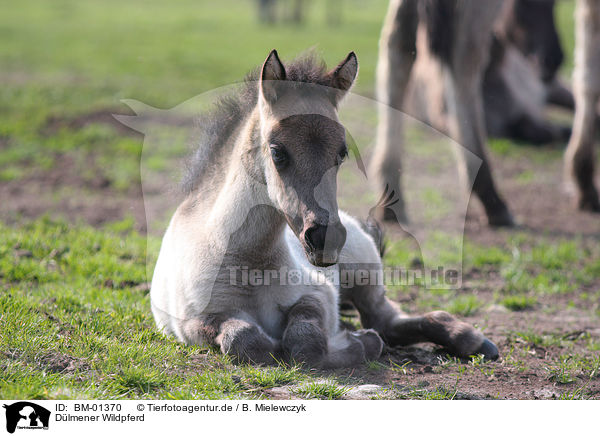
[445,295,483,317]
[2,213,599,399]
[4,216,597,399]
[242,365,303,389]
[0,0,389,190]
[293,381,350,400]
[384,229,600,315]
[0,218,311,399]
[0,0,579,191]
[546,355,600,385]
[510,330,594,350]
[500,295,538,311]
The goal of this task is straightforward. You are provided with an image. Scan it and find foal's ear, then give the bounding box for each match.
[329,52,358,93]
[260,49,286,104]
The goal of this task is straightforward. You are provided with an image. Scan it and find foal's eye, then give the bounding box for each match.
[270,145,288,168]
[337,147,349,165]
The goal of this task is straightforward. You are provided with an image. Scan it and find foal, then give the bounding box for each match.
[150,50,499,368]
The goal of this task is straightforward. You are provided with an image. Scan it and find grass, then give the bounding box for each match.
[293,381,350,400]
[546,355,600,385]
[0,218,310,399]
[0,0,579,194]
[2,216,598,399]
[444,295,483,317]
[391,386,459,400]
[500,295,538,311]
[0,0,389,193]
[242,365,303,389]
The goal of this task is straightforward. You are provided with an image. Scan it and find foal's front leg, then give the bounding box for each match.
[282,296,383,369]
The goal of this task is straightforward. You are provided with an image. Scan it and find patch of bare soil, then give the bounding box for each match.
[463,150,600,242]
[41,109,143,138]
[0,151,148,231]
[40,352,90,374]
[3,349,89,375]
[263,308,600,400]
[0,176,147,231]
[0,109,147,230]
[0,108,196,232]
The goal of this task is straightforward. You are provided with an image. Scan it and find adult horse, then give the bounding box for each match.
[150,50,499,368]
[565,0,600,211]
[405,0,572,146]
[372,0,514,226]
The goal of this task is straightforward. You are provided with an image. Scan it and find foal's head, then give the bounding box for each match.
[257,50,357,267]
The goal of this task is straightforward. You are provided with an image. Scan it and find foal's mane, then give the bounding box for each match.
[182,52,335,194]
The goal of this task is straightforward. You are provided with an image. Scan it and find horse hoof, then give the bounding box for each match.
[475,338,499,361]
[487,209,515,227]
[578,194,600,212]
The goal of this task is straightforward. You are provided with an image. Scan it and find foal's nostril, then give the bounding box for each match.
[304,223,347,252]
[304,224,328,251]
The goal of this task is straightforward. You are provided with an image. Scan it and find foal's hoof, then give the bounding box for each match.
[475,338,499,361]
[352,329,384,361]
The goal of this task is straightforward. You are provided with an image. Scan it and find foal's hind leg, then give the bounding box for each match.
[370,0,418,224]
[282,296,383,368]
[337,216,498,360]
[564,0,600,212]
[341,274,498,360]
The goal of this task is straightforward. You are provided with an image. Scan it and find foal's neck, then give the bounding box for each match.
[206,111,286,262]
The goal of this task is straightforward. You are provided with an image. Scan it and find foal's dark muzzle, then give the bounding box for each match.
[302,222,347,267]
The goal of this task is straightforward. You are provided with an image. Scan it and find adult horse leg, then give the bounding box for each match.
[564,0,600,212]
[370,0,418,224]
[444,0,513,226]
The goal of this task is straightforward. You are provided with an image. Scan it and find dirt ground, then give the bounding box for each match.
[321,301,600,400]
[2,109,599,400]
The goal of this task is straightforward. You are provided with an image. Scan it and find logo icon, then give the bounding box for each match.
[2,402,50,434]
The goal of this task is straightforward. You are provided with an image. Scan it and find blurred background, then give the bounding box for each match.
[0,0,583,230]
